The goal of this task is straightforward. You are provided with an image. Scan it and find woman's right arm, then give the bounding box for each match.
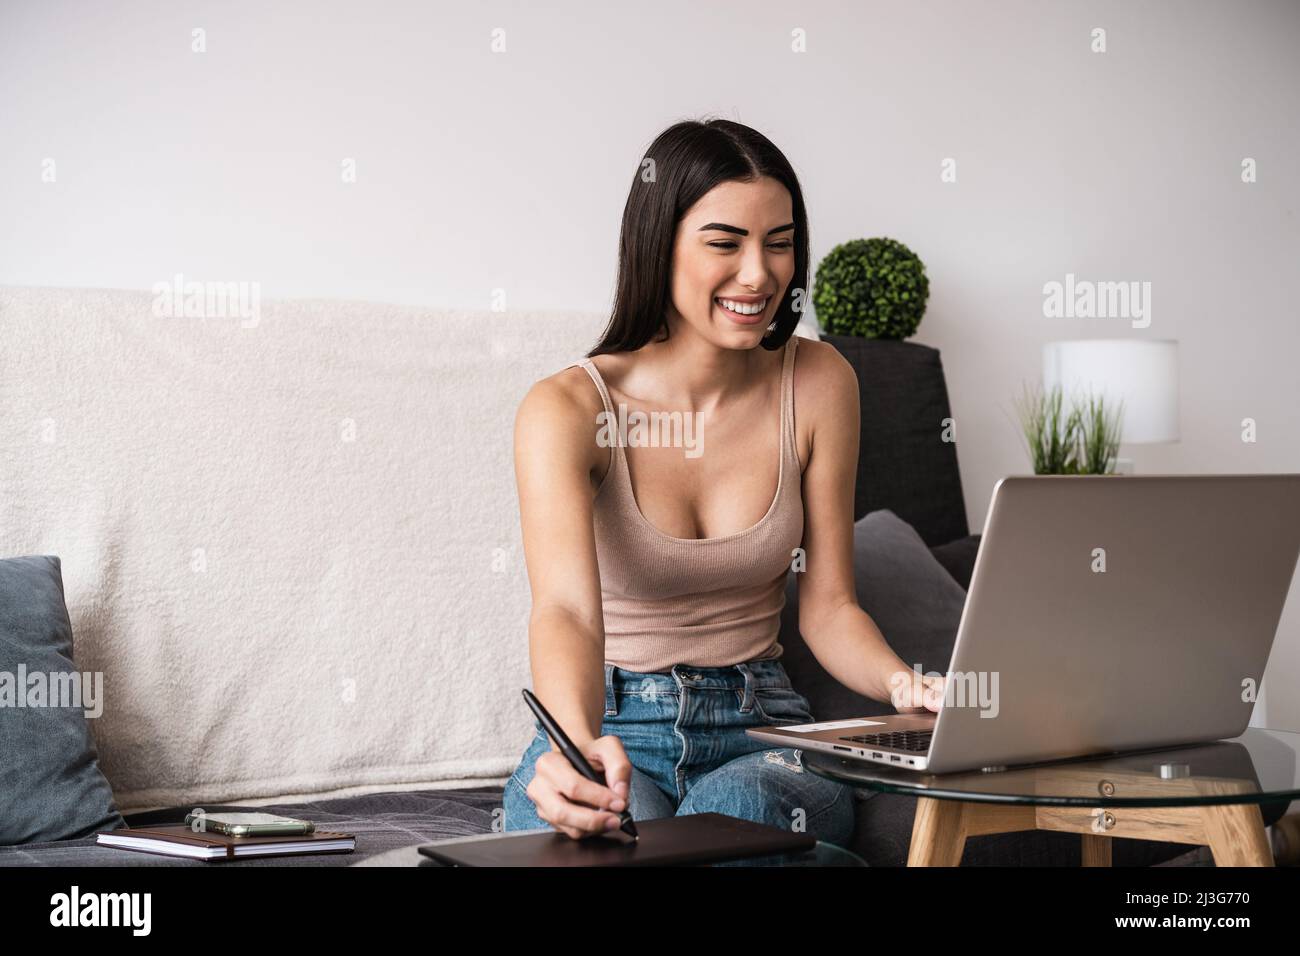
[512,374,632,838]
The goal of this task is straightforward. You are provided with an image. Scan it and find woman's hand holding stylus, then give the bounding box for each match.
[527,734,633,840]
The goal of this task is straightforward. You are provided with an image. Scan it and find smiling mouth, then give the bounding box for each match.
[714,297,770,321]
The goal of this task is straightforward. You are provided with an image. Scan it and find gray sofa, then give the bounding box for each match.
[1,334,1274,866]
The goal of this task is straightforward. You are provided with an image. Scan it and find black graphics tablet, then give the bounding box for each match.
[416,813,816,867]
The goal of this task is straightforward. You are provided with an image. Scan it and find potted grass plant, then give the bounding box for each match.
[1076,391,1125,474]
[1013,383,1125,475]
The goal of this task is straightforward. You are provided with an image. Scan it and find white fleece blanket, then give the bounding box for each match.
[0,285,603,812]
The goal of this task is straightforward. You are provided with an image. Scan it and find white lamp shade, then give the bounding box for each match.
[1042,339,1179,444]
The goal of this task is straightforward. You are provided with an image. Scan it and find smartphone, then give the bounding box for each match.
[183,811,316,837]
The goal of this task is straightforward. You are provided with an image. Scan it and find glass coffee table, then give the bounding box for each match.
[803,726,1299,866]
[352,834,866,867]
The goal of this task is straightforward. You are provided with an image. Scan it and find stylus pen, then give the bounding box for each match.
[521,688,638,842]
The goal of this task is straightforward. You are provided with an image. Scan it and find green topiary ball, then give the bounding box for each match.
[812,237,930,339]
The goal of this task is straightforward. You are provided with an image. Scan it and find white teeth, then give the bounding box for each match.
[716,297,768,316]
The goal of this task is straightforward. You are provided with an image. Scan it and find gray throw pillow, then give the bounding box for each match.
[0,555,125,844]
[778,509,969,720]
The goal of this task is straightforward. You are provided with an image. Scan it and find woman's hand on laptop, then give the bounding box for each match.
[526,734,633,840]
[888,671,947,714]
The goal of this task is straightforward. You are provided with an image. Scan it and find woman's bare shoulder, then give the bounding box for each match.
[792,336,858,401]
[519,362,607,420]
[789,337,859,464]
[514,363,609,473]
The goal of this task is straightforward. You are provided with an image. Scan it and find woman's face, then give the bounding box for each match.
[667,176,796,347]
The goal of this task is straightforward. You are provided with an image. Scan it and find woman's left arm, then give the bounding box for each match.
[792,341,943,713]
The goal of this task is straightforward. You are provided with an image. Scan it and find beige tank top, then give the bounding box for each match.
[567,336,803,673]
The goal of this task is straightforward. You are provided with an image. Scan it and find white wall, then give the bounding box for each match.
[3,0,1299,728]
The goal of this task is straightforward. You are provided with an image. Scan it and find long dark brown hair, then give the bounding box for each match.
[587,118,809,357]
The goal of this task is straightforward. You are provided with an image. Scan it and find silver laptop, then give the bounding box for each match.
[747,474,1300,774]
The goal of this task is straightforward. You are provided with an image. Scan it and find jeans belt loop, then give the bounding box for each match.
[604,662,618,717]
[734,661,756,712]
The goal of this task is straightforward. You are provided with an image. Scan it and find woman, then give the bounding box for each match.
[505,119,945,845]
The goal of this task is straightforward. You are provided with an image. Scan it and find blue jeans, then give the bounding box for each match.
[503,658,856,852]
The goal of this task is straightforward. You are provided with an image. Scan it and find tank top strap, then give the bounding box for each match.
[569,357,621,481]
[779,335,799,466]
[570,357,616,421]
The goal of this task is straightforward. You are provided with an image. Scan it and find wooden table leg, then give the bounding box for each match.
[907,799,1038,865]
[905,797,1273,866]
[1200,802,1274,866]
[907,797,968,866]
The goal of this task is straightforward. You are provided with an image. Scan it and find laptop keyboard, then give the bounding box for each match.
[841,730,933,752]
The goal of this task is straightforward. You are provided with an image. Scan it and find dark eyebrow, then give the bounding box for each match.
[697,222,795,237]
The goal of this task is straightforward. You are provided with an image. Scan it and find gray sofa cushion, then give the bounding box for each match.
[779,509,969,721]
[0,555,125,844]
